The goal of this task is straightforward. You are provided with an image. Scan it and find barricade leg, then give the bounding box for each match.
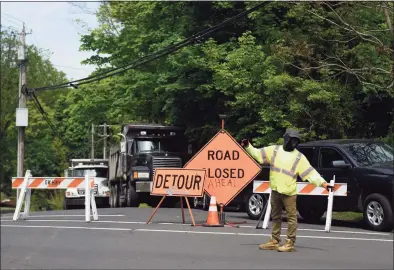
[262,190,272,229]
[13,170,31,221]
[21,189,32,220]
[325,176,336,233]
[85,170,91,222]
[91,189,98,221]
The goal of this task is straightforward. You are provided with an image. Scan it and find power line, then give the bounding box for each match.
[30,2,267,92]
[3,13,25,23]
[2,17,22,28]
[52,64,95,71]
[31,92,68,144]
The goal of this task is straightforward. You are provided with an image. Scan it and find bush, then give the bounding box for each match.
[47,191,65,210]
[28,190,64,212]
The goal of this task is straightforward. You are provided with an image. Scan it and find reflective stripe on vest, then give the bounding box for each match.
[270,166,296,178]
[271,146,280,166]
[260,148,269,164]
[270,148,302,179]
[300,166,314,179]
[291,152,302,173]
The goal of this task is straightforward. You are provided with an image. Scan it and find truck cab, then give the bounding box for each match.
[64,159,110,209]
[109,124,191,208]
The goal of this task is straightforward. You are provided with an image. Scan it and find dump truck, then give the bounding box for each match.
[108,123,192,208]
[63,159,110,209]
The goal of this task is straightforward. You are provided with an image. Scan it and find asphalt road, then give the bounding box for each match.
[1,207,393,269]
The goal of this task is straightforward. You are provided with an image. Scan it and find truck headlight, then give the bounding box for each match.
[65,189,78,197]
[133,172,150,179]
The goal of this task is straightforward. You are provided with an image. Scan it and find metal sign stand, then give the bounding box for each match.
[146,196,196,226]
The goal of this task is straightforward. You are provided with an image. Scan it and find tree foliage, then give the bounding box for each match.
[1,1,393,194]
[0,27,68,194]
[74,1,393,148]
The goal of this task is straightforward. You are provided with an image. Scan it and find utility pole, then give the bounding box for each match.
[91,123,95,159]
[91,123,113,160]
[16,23,28,178]
[103,123,107,159]
[98,123,112,159]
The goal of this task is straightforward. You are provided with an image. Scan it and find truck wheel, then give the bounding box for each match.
[363,193,394,232]
[297,196,326,224]
[118,184,127,208]
[63,198,68,210]
[245,193,266,220]
[126,183,139,207]
[109,186,114,208]
[110,185,116,208]
[114,184,120,208]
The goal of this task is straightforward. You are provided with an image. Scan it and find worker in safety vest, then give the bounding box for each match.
[241,128,331,252]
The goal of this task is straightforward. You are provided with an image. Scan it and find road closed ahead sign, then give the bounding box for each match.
[184,130,261,206]
[151,168,206,197]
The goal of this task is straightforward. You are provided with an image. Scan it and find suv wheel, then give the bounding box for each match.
[363,193,393,232]
[202,193,209,211]
[245,193,266,220]
[297,196,326,223]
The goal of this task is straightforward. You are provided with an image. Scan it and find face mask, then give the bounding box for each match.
[283,135,299,152]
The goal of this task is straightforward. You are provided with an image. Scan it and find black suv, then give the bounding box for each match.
[295,139,393,231]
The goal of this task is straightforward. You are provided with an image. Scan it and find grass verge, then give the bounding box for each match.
[139,203,151,208]
[332,211,363,221]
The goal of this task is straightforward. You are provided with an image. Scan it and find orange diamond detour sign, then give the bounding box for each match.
[184,129,261,206]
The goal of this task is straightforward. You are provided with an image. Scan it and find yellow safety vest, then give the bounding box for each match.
[245,144,325,196]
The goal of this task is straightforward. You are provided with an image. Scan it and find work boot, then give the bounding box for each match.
[277,239,295,252]
[259,238,280,250]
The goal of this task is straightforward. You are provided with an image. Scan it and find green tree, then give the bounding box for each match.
[69,1,392,152]
[0,27,68,194]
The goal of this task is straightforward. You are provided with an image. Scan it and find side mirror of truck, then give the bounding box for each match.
[120,141,126,153]
[332,160,351,169]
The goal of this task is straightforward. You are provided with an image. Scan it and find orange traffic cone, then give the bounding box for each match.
[202,196,224,227]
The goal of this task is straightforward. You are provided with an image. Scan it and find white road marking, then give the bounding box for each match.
[287,227,392,236]
[1,214,124,218]
[2,224,391,242]
[31,214,124,217]
[2,218,391,237]
[252,225,392,236]
[135,228,394,242]
[1,224,131,231]
[1,219,146,224]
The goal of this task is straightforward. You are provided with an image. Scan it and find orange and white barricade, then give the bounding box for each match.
[11,170,98,222]
[253,176,347,232]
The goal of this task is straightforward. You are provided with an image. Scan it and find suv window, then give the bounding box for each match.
[298,147,315,164]
[319,148,348,168]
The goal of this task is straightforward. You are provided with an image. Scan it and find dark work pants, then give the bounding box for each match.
[271,190,297,243]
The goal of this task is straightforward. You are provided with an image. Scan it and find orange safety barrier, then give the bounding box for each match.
[12,170,98,222]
